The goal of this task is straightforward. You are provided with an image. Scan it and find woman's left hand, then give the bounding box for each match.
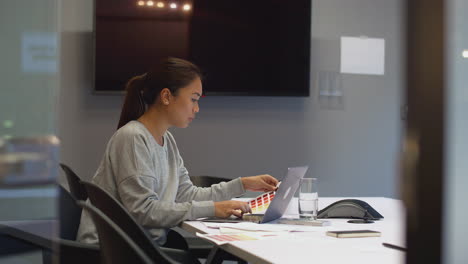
[241,174,279,192]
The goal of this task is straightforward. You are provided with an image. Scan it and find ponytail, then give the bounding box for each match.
[117,74,146,129]
[117,57,203,130]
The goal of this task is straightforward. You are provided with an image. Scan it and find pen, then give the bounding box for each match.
[382,242,407,252]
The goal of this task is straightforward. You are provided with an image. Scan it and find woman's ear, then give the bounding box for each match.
[160,88,171,105]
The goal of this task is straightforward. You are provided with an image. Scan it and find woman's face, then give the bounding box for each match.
[167,77,202,128]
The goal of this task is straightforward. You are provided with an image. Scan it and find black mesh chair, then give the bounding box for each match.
[78,201,153,264]
[189,176,230,187]
[81,181,201,264]
[60,163,88,201]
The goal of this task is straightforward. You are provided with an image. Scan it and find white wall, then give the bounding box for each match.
[58,0,403,198]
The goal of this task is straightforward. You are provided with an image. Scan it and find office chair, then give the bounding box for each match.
[52,185,101,263]
[180,176,249,264]
[1,185,100,264]
[81,181,201,264]
[59,163,88,201]
[189,176,230,187]
[78,201,153,264]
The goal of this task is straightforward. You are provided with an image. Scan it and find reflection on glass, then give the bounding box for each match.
[462,50,468,58]
[21,32,58,74]
[0,0,60,261]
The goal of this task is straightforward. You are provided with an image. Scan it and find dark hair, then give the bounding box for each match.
[117,57,202,129]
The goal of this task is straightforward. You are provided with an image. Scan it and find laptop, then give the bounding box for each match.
[201,166,308,224]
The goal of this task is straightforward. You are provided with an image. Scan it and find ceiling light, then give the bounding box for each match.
[182,4,191,11]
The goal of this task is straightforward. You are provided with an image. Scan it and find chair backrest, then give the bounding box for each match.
[60,163,88,201]
[81,181,180,264]
[77,201,153,264]
[189,176,229,187]
[58,185,82,240]
[55,185,100,264]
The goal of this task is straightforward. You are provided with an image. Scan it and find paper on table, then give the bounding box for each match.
[197,231,325,245]
[219,227,290,235]
[202,221,322,233]
[340,36,385,75]
[202,222,240,229]
[196,232,279,245]
[203,222,289,231]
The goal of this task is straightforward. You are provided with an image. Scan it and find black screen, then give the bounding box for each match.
[94,0,311,96]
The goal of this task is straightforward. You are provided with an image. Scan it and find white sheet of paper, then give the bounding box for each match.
[340,36,385,75]
[202,221,323,233]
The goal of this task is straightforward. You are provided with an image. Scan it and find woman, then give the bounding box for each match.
[77,57,278,245]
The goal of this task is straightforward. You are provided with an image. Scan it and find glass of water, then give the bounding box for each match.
[299,178,318,219]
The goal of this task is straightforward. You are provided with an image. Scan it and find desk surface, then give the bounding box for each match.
[182,197,406,264]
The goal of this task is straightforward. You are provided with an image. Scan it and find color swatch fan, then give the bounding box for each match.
[249,191,276,214]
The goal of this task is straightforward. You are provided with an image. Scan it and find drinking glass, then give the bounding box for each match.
[298,178,318,219]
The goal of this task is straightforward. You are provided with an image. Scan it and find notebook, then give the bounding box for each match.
[201,166,308,224]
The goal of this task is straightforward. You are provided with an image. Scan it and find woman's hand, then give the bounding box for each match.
[241,174,279,192]
[214,200,251,218]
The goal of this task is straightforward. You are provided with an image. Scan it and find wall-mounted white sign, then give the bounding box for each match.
[340,36,385,75]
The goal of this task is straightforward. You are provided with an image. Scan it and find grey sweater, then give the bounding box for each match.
[77,121,245,245]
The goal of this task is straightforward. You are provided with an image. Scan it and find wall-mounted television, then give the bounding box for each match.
[94,0,311,96]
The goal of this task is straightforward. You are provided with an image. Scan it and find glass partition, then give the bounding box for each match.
[0,0,60,263]
[443,0,468,262]
[1,0,410,263]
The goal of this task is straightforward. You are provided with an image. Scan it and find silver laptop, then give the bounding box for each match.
[201,166,308,224]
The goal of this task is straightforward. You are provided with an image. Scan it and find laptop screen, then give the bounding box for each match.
[260,166,309,223]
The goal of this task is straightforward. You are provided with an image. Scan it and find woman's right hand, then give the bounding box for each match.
[214,200,251,218]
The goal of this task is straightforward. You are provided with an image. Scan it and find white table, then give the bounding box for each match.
[182,197,406,264]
